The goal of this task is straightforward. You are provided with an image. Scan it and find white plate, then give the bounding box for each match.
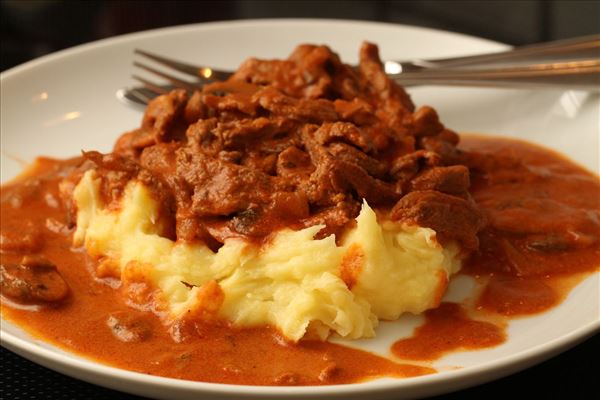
[1,19,599,400]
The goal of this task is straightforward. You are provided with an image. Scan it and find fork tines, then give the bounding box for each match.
[132,49,230,98]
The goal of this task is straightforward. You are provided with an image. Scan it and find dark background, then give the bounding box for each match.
[2,0,600,71]
[1,0,598,399]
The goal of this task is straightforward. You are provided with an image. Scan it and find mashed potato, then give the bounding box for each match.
[73,170,461,341]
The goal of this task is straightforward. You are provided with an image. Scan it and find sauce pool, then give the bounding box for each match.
[391,135,599,361]
[391,302,506,360]
[1,135,599,383]
[461,135,599,316]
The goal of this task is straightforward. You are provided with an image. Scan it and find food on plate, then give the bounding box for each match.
[1,42,598,385]
[66,41,483,341]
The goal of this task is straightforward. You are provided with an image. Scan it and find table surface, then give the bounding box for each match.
[1,334,596,400]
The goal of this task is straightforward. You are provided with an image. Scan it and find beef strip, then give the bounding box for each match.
[74,42,483,253]
[327,142,387,179]
[391,190,485,252]
[410,166,470,196]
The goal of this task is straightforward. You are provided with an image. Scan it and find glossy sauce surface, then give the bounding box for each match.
[1,135,599,384]
[0,159,431,385]
[461,135,600,316]
[391,302,506,360]
[391,136,599,361]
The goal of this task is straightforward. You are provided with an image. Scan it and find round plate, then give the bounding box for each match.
[1,19,599,400]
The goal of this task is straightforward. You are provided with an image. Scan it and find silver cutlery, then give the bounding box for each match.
[117,34,600,107]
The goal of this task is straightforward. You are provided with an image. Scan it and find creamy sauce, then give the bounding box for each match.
[1,135,599,384]
[0,159,431,385]
[391,302,506,360]
[461,135,599,317]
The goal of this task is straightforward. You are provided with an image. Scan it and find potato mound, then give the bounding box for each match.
[74,170,460,341]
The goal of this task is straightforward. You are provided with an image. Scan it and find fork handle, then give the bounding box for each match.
[390,34,600,72]
[395,59,600,90]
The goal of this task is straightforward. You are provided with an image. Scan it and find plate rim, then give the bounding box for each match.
[2,318,598,396]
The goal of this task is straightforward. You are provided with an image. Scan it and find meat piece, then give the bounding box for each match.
[420,133,462,165]
[358,42,414,126]
[255,87,338,122]
[314,122,372,152]
[302,201,361,239]
[113,129,153,156]
[242,151,278,175]
[232,58,296,87]
[187,116,294,155]
[84,150,178,239]
[391,190,485,251]
[83,151,140,204]
[390,150,442,183]
[176,149,277,217]
[412,106,444,137]
[229,207,263,236]
[335,160,399,205]
[230,191,309,237]
[203,80,261,96]
[218,118,272,148]
[175,210,212,244]
[186,118,221,155]
[301,157,348,207]
[233,44,346,99]
[140,142,180,176]
[203,92,258,116]
[114,90,188,155]
[327,142,387,178]
[276,146,314,187]
[141,89,188,143]
[184,91,208,123]
[0,256,69,304]
[83,151,139,174]
[302,127,399,207]
[107,311,153,342]
[437,128,460,146]
[214,150,241,164]
[334,98,377,126]
[302,147,398,207]
[214,117,291,149]
[269,191,310,220]
[277,146,312,171]
[410,165,470,195]
[300,128,350,206]
[74,42,482,249]
[291,45,341,98]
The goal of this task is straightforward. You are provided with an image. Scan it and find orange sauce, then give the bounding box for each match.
[391,135,600,361]
[2,135,599,383]
[461,135,599,317]
[391,302,505,360]
[0,158,431,385]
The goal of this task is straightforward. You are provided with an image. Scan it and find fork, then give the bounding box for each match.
[118,35,600,107]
